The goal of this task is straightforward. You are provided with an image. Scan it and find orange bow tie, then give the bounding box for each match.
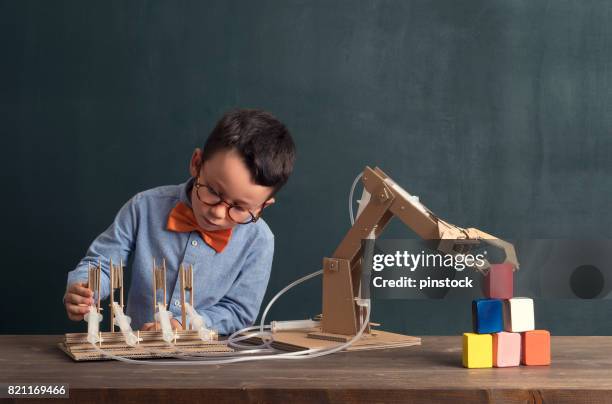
[166,202,233,253]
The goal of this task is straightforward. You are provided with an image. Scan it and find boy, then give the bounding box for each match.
[64,109,295,335]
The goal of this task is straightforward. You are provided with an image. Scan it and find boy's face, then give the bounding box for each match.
[188,148,276,231]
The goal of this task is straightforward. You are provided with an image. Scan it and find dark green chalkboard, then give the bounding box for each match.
[2,0,612,335]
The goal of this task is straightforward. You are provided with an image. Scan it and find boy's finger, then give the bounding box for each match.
[67,304,90,315]
[68,283,92,295]
[67,293,93,306]
[141,322,154,331]
[71,284,93,297]
[66,293,92,306]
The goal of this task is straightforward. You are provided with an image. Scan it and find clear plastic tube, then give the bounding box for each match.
[128,259,325,358]
[349,172,363,225]
[90,300,370,365]
[90,169,372,364]
[257,269,323,336]
[194,268,325,353]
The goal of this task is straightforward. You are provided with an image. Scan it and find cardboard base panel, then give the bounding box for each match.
[61,327,421,362]
[252,327,421,352]
[60,330,233,361]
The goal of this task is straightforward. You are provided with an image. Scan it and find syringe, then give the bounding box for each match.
[111,302,142,347]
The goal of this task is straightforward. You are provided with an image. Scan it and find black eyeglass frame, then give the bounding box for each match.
[193,174,264,225]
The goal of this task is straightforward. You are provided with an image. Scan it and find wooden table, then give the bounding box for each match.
[2,335,612,403]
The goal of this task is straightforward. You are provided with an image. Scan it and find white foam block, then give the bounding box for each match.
[503,297,535,332]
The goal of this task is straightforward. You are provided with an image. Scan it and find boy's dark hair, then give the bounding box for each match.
[202,109,296,192]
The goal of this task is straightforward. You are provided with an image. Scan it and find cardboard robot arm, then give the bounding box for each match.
[320,166,519,336]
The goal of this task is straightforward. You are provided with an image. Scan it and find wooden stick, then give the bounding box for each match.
[97,259,101,312]
[189,265,194,330]
[109,258,114,333]
[87,262,92,290]
[180,265,186,330]
[162,258,167,306]
[120,259,124,309]
[151,257,168,332]
[190,265,194,305]
[153,257,157,331]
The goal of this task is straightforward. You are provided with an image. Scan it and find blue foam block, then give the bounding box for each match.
[472,299,503,334]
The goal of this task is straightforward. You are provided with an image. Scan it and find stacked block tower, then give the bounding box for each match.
[462,263,551,368]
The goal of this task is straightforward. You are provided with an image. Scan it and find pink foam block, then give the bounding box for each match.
[492,331,521,367]
[483,263,514,299]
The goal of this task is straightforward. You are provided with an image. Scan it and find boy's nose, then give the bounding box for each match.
[209,204,227,220]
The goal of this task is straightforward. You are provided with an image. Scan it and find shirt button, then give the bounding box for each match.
[191,240,198,247]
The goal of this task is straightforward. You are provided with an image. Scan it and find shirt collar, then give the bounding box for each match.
[180,177,195,208]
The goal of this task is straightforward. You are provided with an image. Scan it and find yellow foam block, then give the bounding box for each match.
[462,332,493,368]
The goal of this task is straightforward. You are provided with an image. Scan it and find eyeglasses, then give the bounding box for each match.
[193,176,261,225]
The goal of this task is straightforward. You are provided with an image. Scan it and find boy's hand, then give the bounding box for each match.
[64,282,94,321]
[140,318,182,331]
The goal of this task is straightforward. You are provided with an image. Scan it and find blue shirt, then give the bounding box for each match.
[66,178,274,335]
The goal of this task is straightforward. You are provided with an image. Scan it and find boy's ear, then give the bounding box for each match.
[262,198,275,209]
[189,148,203,177]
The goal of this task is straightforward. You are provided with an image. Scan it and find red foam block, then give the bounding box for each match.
[483,263,514,299]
